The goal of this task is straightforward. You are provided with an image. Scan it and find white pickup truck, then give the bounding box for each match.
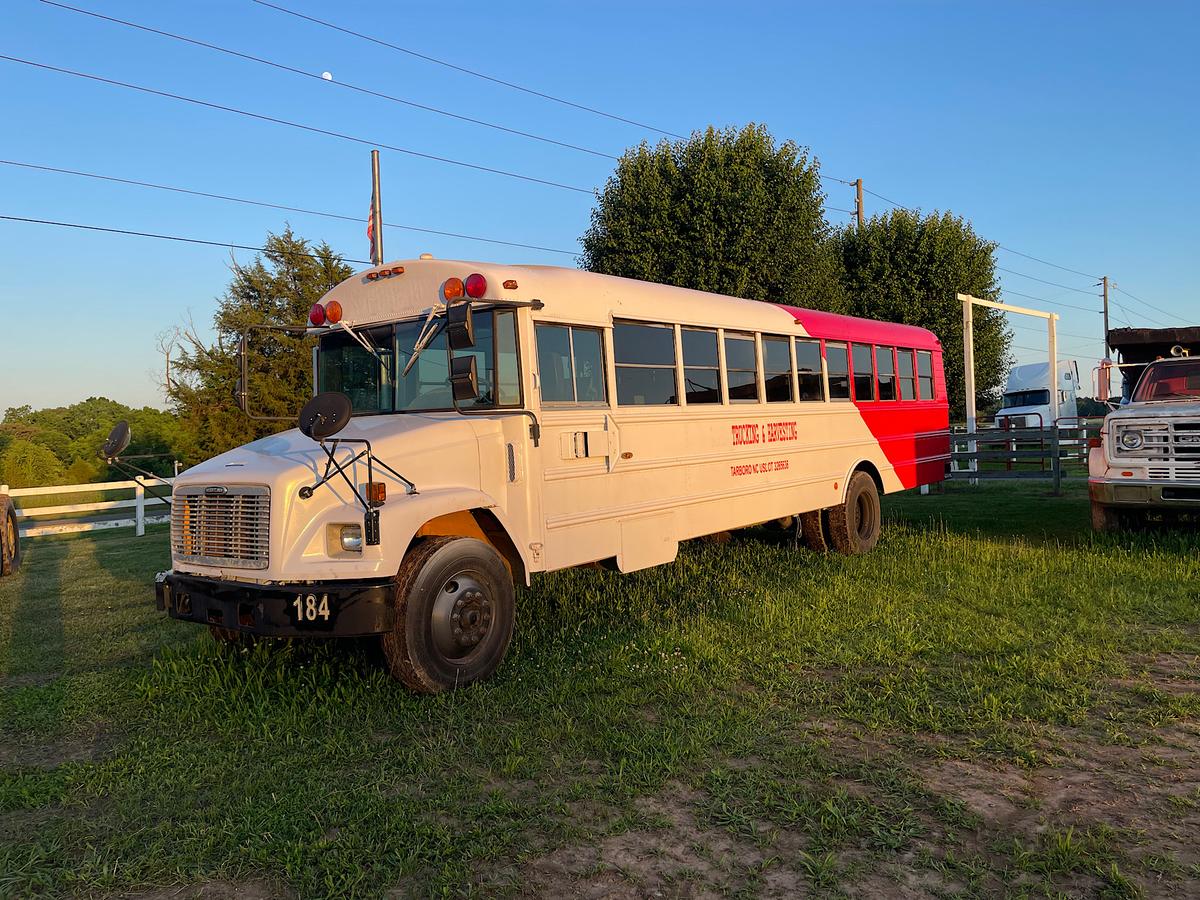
[1089,356,1200,530]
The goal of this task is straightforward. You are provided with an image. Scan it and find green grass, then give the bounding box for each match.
[1,482,1198,897]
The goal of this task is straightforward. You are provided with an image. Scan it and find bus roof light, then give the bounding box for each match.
[443,277,464,302]
[465,273,487,299]
[308,303,327,326]
[325,300,343,324]
[503,279,518,290]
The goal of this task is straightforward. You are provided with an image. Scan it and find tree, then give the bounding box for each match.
[837,210,1012,416]
[166,229,352,461]
[0,439,66,488]
[581,124,847,311]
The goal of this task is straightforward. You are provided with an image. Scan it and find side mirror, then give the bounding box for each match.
[298,392,352,441]
[450,355,479,402]
[447,302,475,350]
[100,421,132,461]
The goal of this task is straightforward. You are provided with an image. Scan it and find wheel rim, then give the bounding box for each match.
[3,513,13,559]
[855,493,875,540]
[430,572,494,660]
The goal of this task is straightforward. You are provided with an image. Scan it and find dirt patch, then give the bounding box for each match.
[0,726,115,769]
[120,880,294,900]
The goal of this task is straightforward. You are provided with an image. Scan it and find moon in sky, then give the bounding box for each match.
[321,71,333,81]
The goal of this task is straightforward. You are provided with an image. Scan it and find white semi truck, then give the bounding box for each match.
[993,361,1079,429]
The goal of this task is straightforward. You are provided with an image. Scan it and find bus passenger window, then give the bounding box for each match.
[614,321,678,405]
[897,349,916,400]
[795,339,824,401]
[876,346,897,401]
[682,328,721,404]
[917,350,934,400]
[826,342,850,400]
[725,333,759,402]
[763,336,792,402]
[852,343,875,401]
[535,323,607,404]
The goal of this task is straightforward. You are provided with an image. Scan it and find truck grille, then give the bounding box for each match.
[1138,420,1200,480]
[171,485,270,569]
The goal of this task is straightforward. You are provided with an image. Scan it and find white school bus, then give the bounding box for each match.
[156,257,950,692]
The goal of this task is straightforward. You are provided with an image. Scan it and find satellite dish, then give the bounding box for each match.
[298,392,352,441]
[100,421,131,460]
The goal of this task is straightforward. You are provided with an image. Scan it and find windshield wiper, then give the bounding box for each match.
[401,306,445,377]
[335,321,389,369]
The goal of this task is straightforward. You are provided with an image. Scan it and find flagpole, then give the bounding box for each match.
[370,149,383,266]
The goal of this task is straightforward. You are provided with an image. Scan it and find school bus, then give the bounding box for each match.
[156,258,950,691]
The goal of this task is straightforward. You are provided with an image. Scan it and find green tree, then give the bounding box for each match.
[837,210,1012,416]
[0,439,66,488]
[581,124,847,311]
[166,229,352,460]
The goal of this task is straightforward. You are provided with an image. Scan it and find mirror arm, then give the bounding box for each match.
[445,343,541,446]
[237,324,310,422]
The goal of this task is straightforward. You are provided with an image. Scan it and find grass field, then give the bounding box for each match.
[1,481,1198,898]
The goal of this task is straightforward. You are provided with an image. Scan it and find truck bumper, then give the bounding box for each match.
[155,571,395,638]
[1089,479,1200,508]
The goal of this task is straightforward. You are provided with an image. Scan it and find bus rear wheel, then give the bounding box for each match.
[0,498,20,577]
[382,536,515,693]
[827,471,881,555]
[799,509,832,552]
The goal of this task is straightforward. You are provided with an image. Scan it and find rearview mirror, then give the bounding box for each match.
[447,302,475,350]
[100,421,131,461]
[298,392,353,441]
[450,355,479,402]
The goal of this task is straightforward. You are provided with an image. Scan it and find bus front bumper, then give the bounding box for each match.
[155,571,395,637]
[1089,479,1200,508]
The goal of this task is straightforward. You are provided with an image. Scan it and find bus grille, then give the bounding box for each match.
[171,485,270,569]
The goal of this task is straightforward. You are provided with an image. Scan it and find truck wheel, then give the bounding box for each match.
[1090,501,1122,533]
[827,471,881,555]
[799,509,831,553]
[382,537,515,693]
[0,498,20,577]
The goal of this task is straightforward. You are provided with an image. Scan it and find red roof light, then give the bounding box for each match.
[308,303,327,326]
[465,273,487,299]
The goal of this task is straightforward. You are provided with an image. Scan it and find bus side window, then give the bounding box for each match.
[614,320,678,405]
[852,343,876,401]
[725,332,759,402]
[917,350,934,400]
[681,328,721,404]
[795,339,824,401]
[897,349,916,400]
[535,323,607,404]
[827,342,851,400]
[763,335,792,402]
[876,346,897,401]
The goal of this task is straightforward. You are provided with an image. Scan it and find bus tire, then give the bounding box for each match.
[799,509,831,553]
[0,498,20,577]
[382,536,515,693]
[827,471,881,555]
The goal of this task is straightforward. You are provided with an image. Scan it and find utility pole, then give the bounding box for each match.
[854,178,864,227]
[369,149,384,266]
[1100,275,1110,356]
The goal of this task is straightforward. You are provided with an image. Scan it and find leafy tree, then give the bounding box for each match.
[166,229,352,461]
[581,124,847,311]
[0,439,66,488]
[837,210,1012,416]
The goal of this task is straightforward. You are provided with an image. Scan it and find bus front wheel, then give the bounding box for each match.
[382,537,515,693]
[827,472,881,555]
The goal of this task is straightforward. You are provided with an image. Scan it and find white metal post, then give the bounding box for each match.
[1048,314,1060,426]
[135,480,145,537]
[961,296,978,484]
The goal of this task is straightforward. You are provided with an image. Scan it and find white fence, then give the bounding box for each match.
[1,477,174,538]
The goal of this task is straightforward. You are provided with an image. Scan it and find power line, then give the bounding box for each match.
[0,213,372,264]
[251,0,687,140]
[995,245,1099,280]
[37,0,618,162]
[1007,320,1098,342]
[862,186,912,210]
[827,206,855,215]
[1000,289,1101,314]
[1113,285,1190,326]
[996,266,1100,296]
[0,54,594,195]
[0,159,580,256]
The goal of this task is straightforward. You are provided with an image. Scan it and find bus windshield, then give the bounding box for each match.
[1133,360,1200,402]
[317,308,521,414]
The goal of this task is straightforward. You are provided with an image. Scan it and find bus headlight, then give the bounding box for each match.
[1118,429,1144,451]
[338,524,363,552]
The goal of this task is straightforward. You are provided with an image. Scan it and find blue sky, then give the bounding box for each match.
[2,0,1197,410]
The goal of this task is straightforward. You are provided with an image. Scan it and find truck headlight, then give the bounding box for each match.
[1119,429,1144,451]
[338,524,363,552]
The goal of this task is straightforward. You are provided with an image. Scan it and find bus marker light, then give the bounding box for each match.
[465,273,487,298]
[1087,437,1101,448]
[366,271,379,281]
[443,277,464,301]
[308,303,326,326]
[367,482,386,505]
[503,279,518,290]
[834,482,839,491]
[325,300,343,324]
[1121,471,1133,477]
[390,266,405,275]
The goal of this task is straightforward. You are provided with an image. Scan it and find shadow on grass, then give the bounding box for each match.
[2,539,68,689]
